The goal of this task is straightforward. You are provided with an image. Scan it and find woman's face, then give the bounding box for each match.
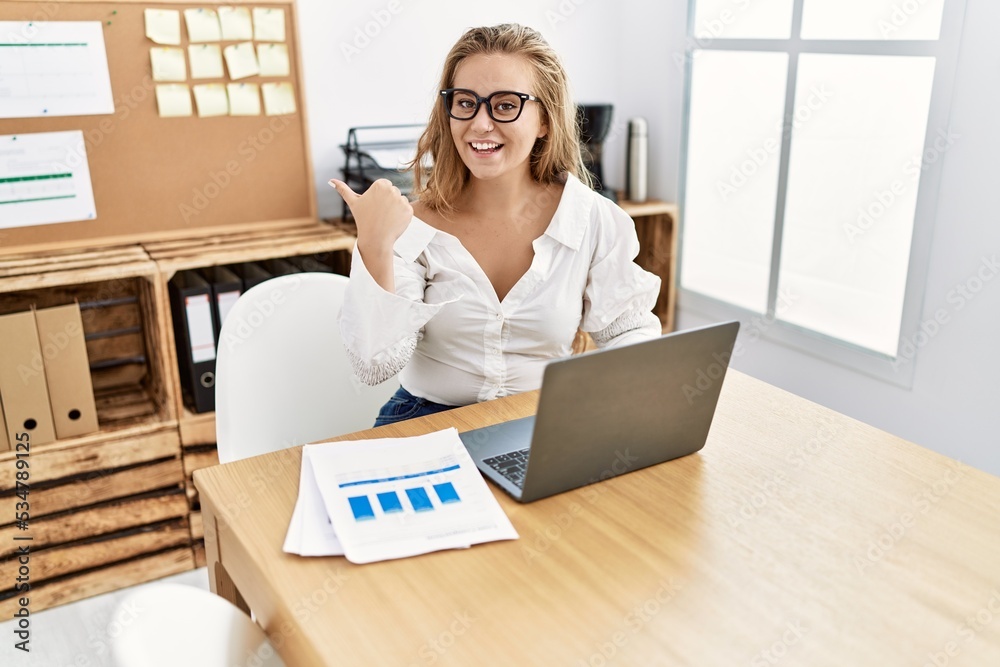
[448,53,548,185]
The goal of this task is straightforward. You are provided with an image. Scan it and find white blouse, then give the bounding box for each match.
[339,173,662,407]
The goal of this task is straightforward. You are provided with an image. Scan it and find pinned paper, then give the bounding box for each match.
[253,7,285,42]
[223,42,259,80]
[218,6,253,40]
[193,84,229,117]
[145,9,181,45]
[262,82,295,116]
[150,47,186,82]
[256,43,290,77]
[184,8,222,42]
[189,44,224,79]
[227,83,260,116]
[155,84,192,117]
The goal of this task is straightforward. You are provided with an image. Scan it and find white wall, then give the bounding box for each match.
[294,0,999,476]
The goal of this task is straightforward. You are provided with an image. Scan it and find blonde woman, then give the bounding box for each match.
[332,23,661,426]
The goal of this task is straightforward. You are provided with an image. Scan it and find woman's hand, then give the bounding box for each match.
[329,178,412,293]
[329,178,412,257]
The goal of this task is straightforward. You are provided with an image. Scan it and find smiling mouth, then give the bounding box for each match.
[470,142,503,154]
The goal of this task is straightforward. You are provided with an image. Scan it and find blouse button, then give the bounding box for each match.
[495,312,503,320]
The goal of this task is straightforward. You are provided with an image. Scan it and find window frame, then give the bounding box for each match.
[677,0,969,387]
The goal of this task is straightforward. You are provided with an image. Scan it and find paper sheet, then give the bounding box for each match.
[227,83,260,116]
[256,43,290,76]
[283,448,345,556]
[262,82,295,116]
[288,429,518,564]
[0,21,114,119]
[253,7,286,41]
[223,42,259,80]
[155,84,192,117]
[184,8,222,42]
[188,44,224,79]
[0,131,97,229]
[145,9,181,45]
[192,84,229,117]
[218,6,253,40]
[150,47,186,82]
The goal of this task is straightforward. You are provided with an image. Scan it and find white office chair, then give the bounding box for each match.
[108,583,284,667]
[215,272,398,463]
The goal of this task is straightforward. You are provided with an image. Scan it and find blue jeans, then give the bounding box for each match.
[374,386,459,427]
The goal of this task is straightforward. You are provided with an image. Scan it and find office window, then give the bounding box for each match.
[679,0,966,383]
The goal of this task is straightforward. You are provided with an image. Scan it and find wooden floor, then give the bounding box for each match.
[0,567,208,666]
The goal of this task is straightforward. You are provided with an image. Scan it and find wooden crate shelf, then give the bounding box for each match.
[618,199,679,332]
[0,547,195,617]
[144,221,356,279]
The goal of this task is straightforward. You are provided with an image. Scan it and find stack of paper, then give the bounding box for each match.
[283,428,518,564]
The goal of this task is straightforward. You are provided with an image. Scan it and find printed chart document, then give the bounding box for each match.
[0,131,96,229]
[284,429,518,564]
[0,22,114,118]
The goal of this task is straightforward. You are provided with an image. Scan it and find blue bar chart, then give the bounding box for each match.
[346,482,463,521]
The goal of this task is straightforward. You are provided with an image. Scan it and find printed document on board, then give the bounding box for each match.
[0,131,96,229]
[0,22,114,118]
[286,429,518,564]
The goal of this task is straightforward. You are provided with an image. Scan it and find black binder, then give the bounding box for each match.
[199,265,243,340]
[169,270,217,414]
[288,254,333,273]
[229,262,272,291]
[263,257,301,277]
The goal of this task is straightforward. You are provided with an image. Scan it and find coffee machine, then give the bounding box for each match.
[577,104,616,202]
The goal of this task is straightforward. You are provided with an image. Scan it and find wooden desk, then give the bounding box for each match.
[194,371,1000,666]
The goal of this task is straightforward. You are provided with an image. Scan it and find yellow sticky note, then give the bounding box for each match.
[184,8,222,43]
[262,82,296,116]
[150,47,186,82]
[253,7,286,42]
[145,9,181,45]
[189,44,224,79]
[256,43,290,77]
[227,83,261,116]
[223,42,259,80]
[219,6,253,40]
[155,84,192,118]
[193,84,229,117]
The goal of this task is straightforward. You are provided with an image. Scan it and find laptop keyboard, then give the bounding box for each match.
[483,448,530,488]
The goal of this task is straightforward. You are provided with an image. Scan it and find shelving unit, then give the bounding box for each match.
[0,247,188,616]
[618,199,679,332]
[144,222,356,566]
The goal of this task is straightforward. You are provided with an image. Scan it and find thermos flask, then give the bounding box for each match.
[626,117,648,203]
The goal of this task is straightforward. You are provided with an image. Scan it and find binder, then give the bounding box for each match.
[263,257,301,277]
[34,304,100,439]
[288,254,332,273]
[229,262,272,291]
[199,265,243,341]
[169,270,217,413]
[0,310,57,446]
[0,396,9,451]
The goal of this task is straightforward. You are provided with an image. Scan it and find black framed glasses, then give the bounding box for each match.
[440,88,539,123]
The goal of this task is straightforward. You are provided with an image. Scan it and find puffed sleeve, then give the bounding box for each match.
[339,226,455,385]
[580,202,663,348]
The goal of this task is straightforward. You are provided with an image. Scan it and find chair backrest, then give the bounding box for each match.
[109,583,285,666]
[215,272,397,463]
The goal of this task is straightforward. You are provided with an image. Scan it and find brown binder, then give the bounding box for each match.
[35,304,100,439]
[0,310,56,446]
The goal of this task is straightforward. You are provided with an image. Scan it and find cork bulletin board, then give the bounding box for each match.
[0,0,316,254]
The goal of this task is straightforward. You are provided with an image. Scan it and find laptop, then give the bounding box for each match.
[458,321,740,502]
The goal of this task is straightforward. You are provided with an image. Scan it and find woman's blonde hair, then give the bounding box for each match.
[411,23,591,212]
